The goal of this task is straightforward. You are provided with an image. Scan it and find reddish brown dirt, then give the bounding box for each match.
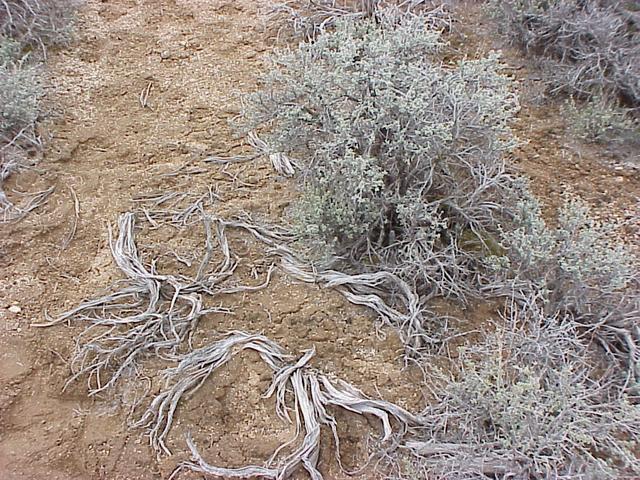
[0,1,422,479]
[1,1,638,480]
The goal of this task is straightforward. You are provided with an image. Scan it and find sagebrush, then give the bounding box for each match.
[493,0,640,107]
[565,95,638,143]
[0,56,40,136]
[390,301,640,479]
[242,18,519,303]
[486,189,640,388]
[1,0,76,222]
[0,36,43,222]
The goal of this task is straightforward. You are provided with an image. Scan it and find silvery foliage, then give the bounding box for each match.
[402,302,640,479]
[0,36,39,175]
[487,186,640,387]
[0,49,39,136]
[242,18,519,300]
[565,95,638,144]
[493,0,640,105]
[0,35,19,64]
[292,148,385,256]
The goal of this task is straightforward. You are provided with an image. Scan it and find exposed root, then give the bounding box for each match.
[33,210,277,395]
[221,215,443,356]
[0,184,54,223]
[281,259,440,354]
[132,188,219,228]
[133,331,420,479]
[204,131,297,177]
[246,131,297,177]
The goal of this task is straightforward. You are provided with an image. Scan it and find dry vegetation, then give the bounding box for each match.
[492,0,639,143]
[233,2,639,478]
[9,0,640,479]
[0,0,75,222]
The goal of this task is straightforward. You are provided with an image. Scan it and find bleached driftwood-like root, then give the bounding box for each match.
[221,215,440,355]
[135,332,291,455]
[204,131,297,177]
[135,331,420,479]
[246,131,297,177]
[0,184,54,223]
[281,258,439,353]
[132,188,219,228]
[33,211,277,395]
[34,201,440,396]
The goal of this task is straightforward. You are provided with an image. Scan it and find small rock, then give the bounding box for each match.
[8,306,21,314]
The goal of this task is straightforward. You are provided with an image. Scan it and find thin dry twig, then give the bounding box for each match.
[139,81,153,109]
[61,184,80,249]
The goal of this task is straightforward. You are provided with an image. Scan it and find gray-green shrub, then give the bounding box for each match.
[397,302,640,479]
[0,36,20,64]
[492,0,640,106]
[486,189,640,387]
[565,95,638,143]
[242,18,519,301]
[0,61,40,137]
[1,1,76,222]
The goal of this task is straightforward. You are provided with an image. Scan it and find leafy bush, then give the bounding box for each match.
[0,61,40,137]
[493,0,640,106]
[487,188,640,387]
[398,303,640,479]
[0,53,42,222]
[565,95,638,143]
[242,18,519,301]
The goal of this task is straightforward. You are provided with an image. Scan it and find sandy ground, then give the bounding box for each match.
[0,1,638,479]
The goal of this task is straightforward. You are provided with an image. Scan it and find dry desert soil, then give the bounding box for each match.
[0,1,638,479]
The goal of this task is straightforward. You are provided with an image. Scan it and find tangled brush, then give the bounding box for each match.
[493,0,640,106]
[266,0,451,41]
